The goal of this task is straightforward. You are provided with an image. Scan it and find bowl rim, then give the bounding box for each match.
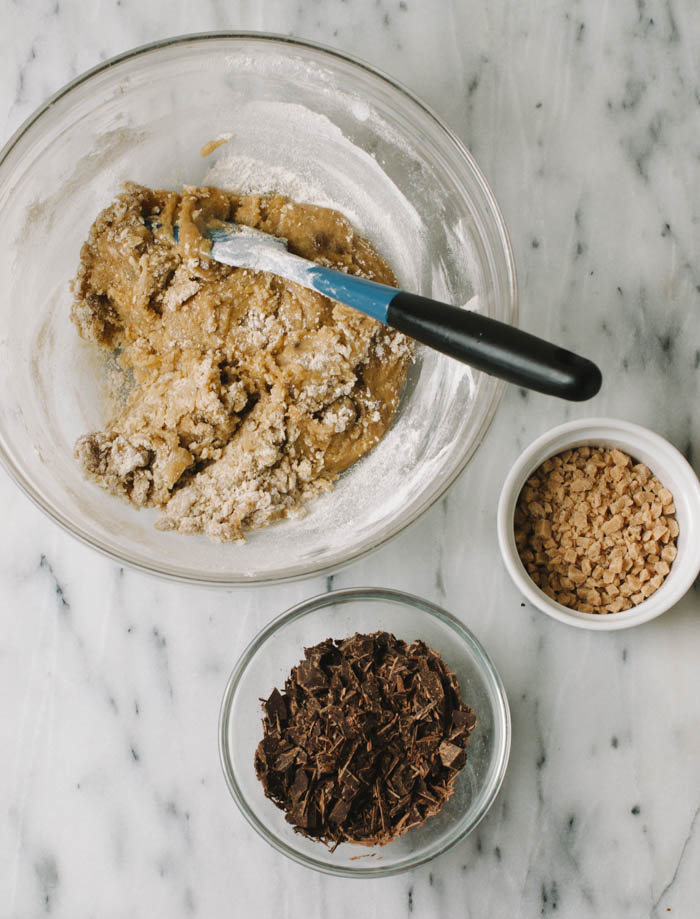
[0,30,518,587]
[496,417,700,631]
[218,586,512,877]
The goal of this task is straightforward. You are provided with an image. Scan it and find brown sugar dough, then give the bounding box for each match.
[71,183,411,542]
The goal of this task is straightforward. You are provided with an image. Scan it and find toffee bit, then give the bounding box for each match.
[254,630,477,848]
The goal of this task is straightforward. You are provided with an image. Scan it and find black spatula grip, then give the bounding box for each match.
[387,292,602,402]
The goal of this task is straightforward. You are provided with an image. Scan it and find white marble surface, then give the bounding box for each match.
[2,2,700,916]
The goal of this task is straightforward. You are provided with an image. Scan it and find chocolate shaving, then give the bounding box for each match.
[254,631,477,848]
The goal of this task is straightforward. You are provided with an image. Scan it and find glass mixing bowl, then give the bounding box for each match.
[219,588,511,876]
[0,33,516,585]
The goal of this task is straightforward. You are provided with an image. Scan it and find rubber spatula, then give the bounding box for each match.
[183,222,603,401]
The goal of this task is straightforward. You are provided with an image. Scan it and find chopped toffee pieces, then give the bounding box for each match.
[514,446,679,614]
[254,631,477,849]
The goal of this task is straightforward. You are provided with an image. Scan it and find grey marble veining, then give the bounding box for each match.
[1,1,700,917]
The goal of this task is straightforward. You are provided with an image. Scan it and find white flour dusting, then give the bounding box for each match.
[205,155,325,204]
[200,101,425,293]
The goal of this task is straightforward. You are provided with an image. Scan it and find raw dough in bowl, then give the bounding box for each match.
[72,183,411,542]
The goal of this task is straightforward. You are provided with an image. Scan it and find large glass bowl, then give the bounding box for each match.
[0,33,516,585]
[219,588,511,877]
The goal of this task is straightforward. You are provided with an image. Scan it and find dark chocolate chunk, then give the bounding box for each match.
[253,631,477,848]
[439,740,466,769]
[263,687,287,722]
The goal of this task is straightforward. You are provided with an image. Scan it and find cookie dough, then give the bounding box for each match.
[72,183,411,542]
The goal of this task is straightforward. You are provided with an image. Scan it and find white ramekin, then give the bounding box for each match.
[497,418,700,631]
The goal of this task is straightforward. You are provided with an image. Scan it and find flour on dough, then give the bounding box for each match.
[72,183,411,542]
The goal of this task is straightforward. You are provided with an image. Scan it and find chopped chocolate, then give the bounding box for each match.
[254,631,477,848]
[264,688,287,722]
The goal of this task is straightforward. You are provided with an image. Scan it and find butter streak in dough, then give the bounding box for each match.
[71,183,411,542]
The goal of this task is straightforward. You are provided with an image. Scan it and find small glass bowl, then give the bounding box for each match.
[218,588,511,877]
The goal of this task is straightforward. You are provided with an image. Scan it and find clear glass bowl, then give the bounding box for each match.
[219,588,511,876]
[0,33,516,585]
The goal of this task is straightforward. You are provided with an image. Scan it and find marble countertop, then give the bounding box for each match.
[2,2,699,916]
